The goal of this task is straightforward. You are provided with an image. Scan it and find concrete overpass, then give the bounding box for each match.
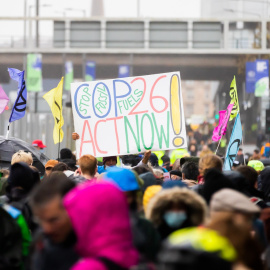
[0,17,268,83]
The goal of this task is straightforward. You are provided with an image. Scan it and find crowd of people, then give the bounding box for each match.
[1,133,270,270]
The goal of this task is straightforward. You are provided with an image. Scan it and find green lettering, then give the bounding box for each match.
[141,113,154,150]
[152,111,170,148]
[97,86,106,92]
[127,96,135,107]
[134,88,143,98]
[124,116,141,153]
[95,103,103,114]
[118,100,123,114]
[83,87,91,96]
[131,94,140,103]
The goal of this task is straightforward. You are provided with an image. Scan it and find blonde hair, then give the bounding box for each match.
[199,154,223,176]
[11,150,33,166]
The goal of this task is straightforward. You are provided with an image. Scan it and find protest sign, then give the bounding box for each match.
[71,72,187,158]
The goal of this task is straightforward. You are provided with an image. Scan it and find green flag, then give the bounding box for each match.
[26,54,42,92]
[64,61,73,91]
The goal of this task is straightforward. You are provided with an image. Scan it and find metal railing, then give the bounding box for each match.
[0,17,269,54]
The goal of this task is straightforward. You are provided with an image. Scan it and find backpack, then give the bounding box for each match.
[0,206,22,270]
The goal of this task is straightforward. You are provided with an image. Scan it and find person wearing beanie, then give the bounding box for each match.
[60,148,73,160]
[143,185,162,212]
[6,162,40,231]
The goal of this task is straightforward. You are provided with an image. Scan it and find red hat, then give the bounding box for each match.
[32,140,46,149]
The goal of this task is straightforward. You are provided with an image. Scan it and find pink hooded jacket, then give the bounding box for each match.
[63,181,139,270]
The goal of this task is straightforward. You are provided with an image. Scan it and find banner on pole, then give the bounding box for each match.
[0,86,9,114]
[223,113,242,170]
[245,62,256,93]
[64,61,73,91]
[118,65,130,78]
[8,68,27,123]
[212,103,234,142]
[43,77,64,144]
[229,76,239,121]
[26,54,42,92]
[85,61,96,81]
[71,72,187,158]
[255,59,269,97]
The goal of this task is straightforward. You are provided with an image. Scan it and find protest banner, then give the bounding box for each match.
[212,103,234,142]
[26,53,42,92]
[0,86,9,114]
[255,59,269,97]
[43,77,64,145]
[71,72,187,158]
[229,76,239,121]
[223,113,242,170]
[64,61,73,91]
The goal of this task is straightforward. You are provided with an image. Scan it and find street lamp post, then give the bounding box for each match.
[28,3,52,48]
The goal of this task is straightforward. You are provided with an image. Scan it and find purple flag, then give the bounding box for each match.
[212,103,234,142]
[0,86,9,114]
[8,68,27,123]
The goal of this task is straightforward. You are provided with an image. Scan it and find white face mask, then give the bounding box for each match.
[40,149,45,154]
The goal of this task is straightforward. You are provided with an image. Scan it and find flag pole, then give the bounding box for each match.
[238,111,246,165]
[58,129,60,161]
[5,123,10,139]
[215,137,222,155]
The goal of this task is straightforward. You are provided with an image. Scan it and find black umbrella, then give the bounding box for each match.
[0,136,49,175]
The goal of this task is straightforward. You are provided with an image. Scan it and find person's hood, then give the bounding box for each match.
[146,187,207,227]
[104,167,140,192]
[63,181,138,269]
[7,162,39,193]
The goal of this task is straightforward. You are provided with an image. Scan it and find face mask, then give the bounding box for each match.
[40,149,44,154]
[163,211,187,228]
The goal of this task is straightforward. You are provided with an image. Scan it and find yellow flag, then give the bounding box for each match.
[43,77,64,144]
[229,76,239,121]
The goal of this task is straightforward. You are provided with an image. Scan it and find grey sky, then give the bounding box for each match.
[0,0,201,39]
[0,0,201,17]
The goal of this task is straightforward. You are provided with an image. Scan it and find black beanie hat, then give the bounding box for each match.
[7,162,39,192]
[60,148,73,160]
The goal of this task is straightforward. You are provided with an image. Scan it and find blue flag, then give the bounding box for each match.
[255,59,269,97]
[8,68,27,123]
[118,65,130,78]
[223,113,242,170]
[85,61,96,81]
[245,62,256,93]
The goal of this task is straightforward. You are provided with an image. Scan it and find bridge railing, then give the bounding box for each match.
[0,17,269,53]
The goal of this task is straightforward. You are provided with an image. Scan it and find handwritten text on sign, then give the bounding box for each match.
[71,72,187,158]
